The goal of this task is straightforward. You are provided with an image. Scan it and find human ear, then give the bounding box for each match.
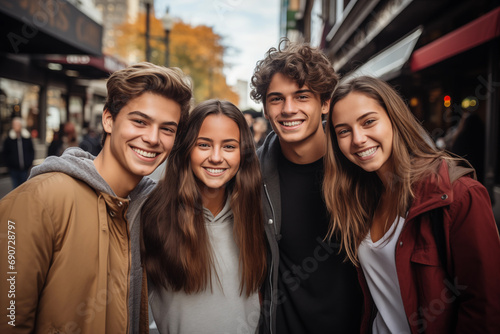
[102,109,114,135]
[263,106,270,120]
[321,99,331,115]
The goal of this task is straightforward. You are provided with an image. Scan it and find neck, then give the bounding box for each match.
[93,148,141,198]
[376,161,396,191]
[280,128,326,164]
[200,186,226,217]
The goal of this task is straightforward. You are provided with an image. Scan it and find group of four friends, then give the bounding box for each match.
[1,40,499,334]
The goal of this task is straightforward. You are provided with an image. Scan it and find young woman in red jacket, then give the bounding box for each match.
[323,75,500,333]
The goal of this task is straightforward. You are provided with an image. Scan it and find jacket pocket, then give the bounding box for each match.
[410,247,440,266]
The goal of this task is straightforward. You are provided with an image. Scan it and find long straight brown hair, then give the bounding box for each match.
[323,76,458,265]
[141,99,266,297]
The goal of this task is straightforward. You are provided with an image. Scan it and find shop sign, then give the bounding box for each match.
[0,0,102,55]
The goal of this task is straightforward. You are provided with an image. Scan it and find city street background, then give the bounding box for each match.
[1,2,499,331]
[1,1,499,238]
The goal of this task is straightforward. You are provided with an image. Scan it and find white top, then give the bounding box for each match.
[358,216,411,334]
[149,198,260,334]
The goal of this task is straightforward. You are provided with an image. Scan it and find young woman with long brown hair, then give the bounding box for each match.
[323,76,500,333]
[141,99,266,333]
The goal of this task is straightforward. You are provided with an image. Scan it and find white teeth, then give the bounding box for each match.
[133,148,157,158]
[282,121,303,127]
[206,168,225,174]
[357,147,377,157]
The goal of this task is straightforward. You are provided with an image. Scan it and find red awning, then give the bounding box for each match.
[43,54,128,79]
[411,6,500,72]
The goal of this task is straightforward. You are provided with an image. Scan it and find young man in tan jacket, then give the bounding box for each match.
[0,62,192,334]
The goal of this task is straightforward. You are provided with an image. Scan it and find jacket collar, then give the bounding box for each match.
[257,131,281,183]
[9,128,30,140]
[407,159,474,221]
[407,160,453,221]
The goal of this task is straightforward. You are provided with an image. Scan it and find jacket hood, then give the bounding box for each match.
[203,195,233,224]
[29,147,156,200]
[407,159,475,220]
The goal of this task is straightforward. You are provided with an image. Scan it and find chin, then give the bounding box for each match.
[135,167,157,176]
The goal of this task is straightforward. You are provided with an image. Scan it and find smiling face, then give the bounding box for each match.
[331,92,394,178]
[190,114,241,198]
[264,72,329,148]
[102,92,181,185]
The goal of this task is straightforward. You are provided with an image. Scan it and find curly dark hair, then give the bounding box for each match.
[250,39,338,106]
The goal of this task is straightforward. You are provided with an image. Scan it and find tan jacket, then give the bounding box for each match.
[0,172,149,333]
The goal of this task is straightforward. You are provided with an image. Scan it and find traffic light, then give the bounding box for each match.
[444,95,451,108]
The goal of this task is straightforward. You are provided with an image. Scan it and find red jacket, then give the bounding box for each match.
[360,160,500,333]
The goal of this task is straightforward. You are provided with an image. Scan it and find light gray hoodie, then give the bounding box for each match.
[149,197,260,334]
[30,147,156,334]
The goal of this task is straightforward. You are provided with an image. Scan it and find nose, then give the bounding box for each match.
[282,98,297,115]
[143,127,160,146]
[351,127,367,147]
[208,147,223,164]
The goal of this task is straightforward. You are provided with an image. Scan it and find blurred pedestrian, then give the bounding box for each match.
[242,109,256,133]
[48,121,79,156]
[62,121,79,149]
[2,117,34,188]
[47,126,64,156]
[250,40,365,334]
[252,116,268,148]
[324,76,500,333]
[79,126,102,156]
[142,99,266,333]
[0,62,192,333]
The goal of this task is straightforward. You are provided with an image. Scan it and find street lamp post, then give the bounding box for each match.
[162,7,174,67]
[145,0,153,62]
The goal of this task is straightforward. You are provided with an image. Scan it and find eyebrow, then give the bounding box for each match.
[197,137,240,143]
[128,111,178,127]
[266,89,313,99]
[333,111,378,129]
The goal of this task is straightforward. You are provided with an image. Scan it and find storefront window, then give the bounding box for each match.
[0,78,40,140]
[69,96,83,135]
[46,88,67,144]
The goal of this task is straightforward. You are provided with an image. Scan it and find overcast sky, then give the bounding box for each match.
[155,0,281,109]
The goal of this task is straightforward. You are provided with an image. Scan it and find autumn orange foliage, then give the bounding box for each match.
[105,13,239,106]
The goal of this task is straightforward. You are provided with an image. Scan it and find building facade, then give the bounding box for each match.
[281,0,500,199]
[0,0,127,172]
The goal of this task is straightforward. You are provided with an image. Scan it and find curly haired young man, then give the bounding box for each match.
[251,41,368,334]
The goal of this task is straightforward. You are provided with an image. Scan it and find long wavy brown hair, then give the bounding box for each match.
[141,99,266,297]
[323,76,459,265]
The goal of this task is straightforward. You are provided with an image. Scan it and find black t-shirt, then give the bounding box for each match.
[275,152,363,334]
